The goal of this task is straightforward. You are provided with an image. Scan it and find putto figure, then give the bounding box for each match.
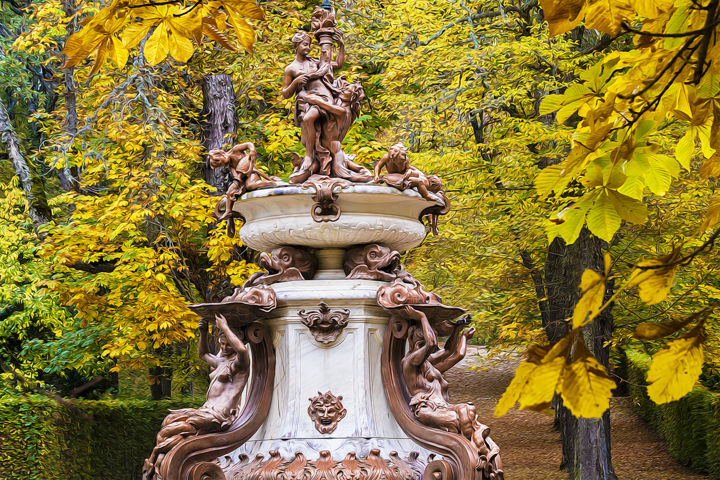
[282,7,371,184]
[142,314,250,480]
[209,142,283,222]
[374,143,444,203]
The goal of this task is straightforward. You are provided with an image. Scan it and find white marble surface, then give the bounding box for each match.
[235,185,438,253]
[227,279,429,462]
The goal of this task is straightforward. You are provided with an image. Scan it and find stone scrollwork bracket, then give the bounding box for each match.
[302,177,350,222]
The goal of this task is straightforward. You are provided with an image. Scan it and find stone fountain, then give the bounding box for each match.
[141,5,503,480]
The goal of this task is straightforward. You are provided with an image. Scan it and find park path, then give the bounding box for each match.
[445,347,711,480]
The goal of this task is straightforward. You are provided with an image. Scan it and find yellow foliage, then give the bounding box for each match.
[59,0,263,70]
[646,325,705,404]
[559,342,616,418]
[572,269,605,329]
[627,249,681,305]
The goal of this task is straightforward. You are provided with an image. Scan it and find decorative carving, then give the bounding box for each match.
[373,143,449,234]
[143,314,266,480]
[377,275,503,480]
[225,450,426,480]
[282,6,372,184]
[148,304,275,480]
[299,302,350,344]
[343,244,414,283]
[301,177,349,222]
[308,391,347,434]
[189,285,277,328]
[377,280,466,338]
[209,142,285,236]
[244,246,318,287]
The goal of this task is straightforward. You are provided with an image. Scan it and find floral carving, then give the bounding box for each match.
[298,302,350,344]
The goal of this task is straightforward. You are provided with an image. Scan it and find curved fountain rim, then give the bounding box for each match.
[240,183,441,204]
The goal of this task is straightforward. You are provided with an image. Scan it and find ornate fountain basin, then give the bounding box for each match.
[235,184,439,252]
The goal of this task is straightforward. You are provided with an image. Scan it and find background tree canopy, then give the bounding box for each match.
[0,0,718,451]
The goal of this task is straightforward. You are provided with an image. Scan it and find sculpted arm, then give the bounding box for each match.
[374,154,389,181]
[215,314,250,369]
[282,68,307,99]
[198,318,220,368]
[433,327,474,373]
[304,94,345,116]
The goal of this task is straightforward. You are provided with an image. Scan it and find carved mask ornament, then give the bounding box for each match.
[308,391,346,434]
[298,302,350,344]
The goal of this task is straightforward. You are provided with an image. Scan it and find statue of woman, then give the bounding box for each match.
[142,314,250,480]
[282,30,345,183]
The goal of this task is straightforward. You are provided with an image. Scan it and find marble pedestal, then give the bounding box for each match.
[228,278,429,463]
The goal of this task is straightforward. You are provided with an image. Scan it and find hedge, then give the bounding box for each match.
[625,348,720,478]
[0,396,201,480]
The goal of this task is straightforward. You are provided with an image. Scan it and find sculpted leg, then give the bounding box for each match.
[291,107,321,183]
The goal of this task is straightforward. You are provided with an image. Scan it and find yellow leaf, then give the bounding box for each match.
[634,307,711,340]
[572,269,605,328]
[628,249,680,305]
[539,0,585,36]
[607,189,647,224]
[63,29,105,68]
[89,38,109,76]
[495,361,538,416]
[586,190,621,242]
[517,357,566,411]
[167,25,194,63]
[699,196,720,233]
[584,0,636,35]
[225,6,255,51]
[108,36,129,67]
[560,342,616,418]
[647,329,705,404]
[121,21,154,49]
[144,25,169,66]
[675,129,694,170]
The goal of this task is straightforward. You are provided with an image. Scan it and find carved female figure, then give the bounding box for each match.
[142,314,250,480]
[282,30,345,183]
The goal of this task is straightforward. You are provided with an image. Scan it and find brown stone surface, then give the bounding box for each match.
[445,347,711,480]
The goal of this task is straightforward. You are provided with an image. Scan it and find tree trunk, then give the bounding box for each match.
[542,228,617,480]
[0,97,52,236]
[60,0,80,191]
[201,74,237,191]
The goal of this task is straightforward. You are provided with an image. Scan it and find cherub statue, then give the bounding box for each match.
[373,143,442,202]
[142,314,250,480]
[208,142,283,221]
